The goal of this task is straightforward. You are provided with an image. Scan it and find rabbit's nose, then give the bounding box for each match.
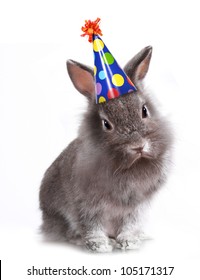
[133,146,144,152]
[129,145,144,153]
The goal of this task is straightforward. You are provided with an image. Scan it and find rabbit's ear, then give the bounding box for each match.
[67,60,95,100]
[124,46,152,83]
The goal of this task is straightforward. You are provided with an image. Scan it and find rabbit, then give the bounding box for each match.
[39,46,173,252]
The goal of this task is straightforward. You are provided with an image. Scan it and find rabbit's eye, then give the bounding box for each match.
[142,105,148,118]
[102,119,113,131]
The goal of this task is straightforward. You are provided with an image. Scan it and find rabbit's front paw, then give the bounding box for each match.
[116,231,151,250]
[85,237,113,253]
[116,232,144,250]
[116,237,141,250]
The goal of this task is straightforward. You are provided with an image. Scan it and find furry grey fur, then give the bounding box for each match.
[39,46,173,252]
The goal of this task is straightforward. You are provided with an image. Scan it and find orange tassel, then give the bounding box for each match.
[81,18,103,43]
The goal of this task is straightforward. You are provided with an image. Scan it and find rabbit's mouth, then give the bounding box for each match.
[128,141,153,159]
[112,141,155,172]
[141,151,154,159]
[112,148,155,174]
[125,145,155,168]
[129,150,153,163]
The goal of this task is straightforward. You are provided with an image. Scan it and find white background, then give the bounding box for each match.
[0,0,200,279]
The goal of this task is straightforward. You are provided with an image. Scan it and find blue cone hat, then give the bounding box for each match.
[81,18,137,104]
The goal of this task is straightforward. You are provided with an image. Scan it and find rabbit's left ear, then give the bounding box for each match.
[124,46,152,83]
[67,60,95,101]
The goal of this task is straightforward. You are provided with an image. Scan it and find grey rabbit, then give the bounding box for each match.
[39,46,173,252]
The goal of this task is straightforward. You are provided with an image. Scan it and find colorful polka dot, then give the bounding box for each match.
[112,74,124,87]
[102,52,115,65]
[96,82,102,95]
[99,70,106,80]
[93,39,104,52]
[107,88,120,99]
[94,66,97,76]
[99,96,106,103]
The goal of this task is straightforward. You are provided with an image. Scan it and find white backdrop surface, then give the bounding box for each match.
[0,0,200,279]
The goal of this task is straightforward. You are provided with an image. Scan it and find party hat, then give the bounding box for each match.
[81,18,137,104]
